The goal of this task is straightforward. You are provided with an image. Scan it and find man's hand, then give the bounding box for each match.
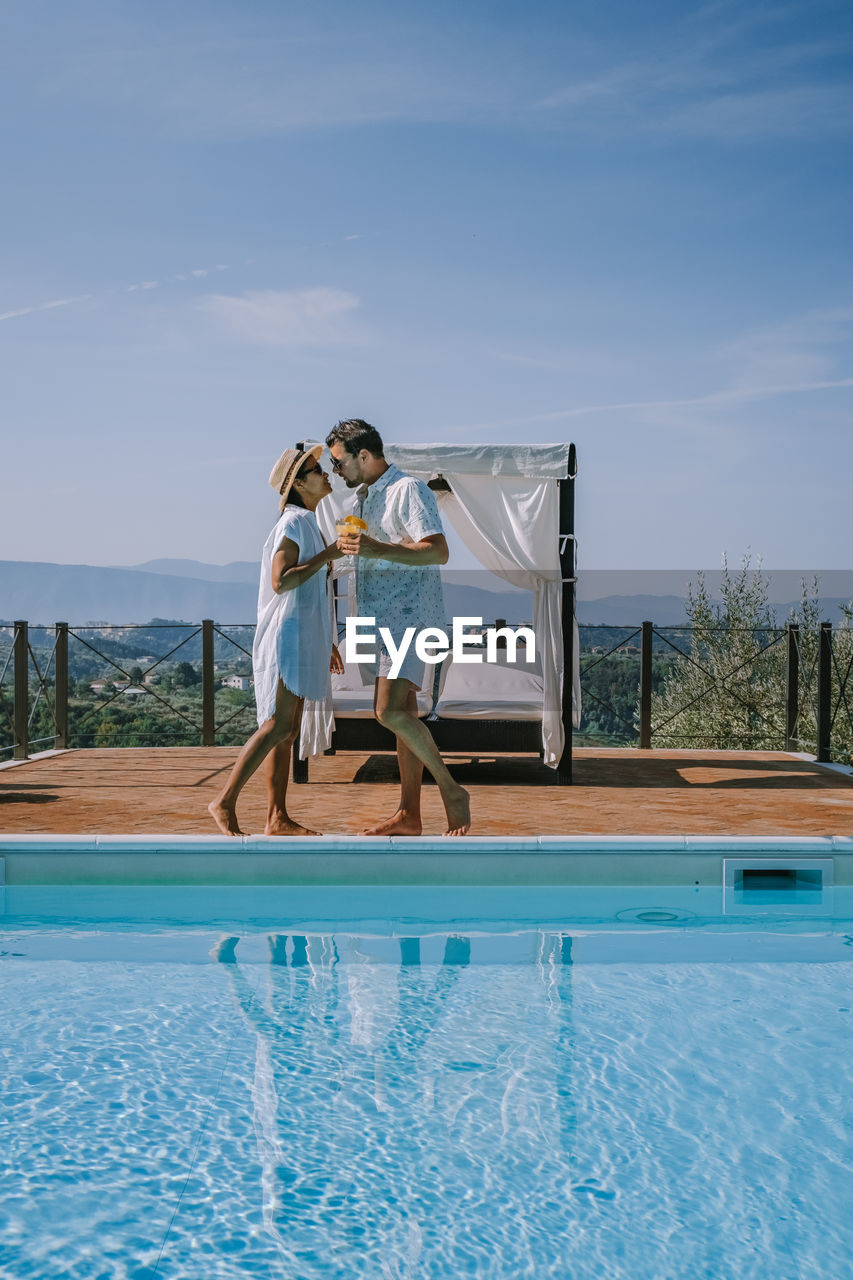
[337,529,385,558]
[338,530,386,559]
[336,530,359,557]
[337,530,446,564]
[330,643,345,675]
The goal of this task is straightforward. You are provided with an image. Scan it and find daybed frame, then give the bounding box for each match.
[293,443,576,785]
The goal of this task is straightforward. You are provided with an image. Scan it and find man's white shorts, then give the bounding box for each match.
[357,636,427,690]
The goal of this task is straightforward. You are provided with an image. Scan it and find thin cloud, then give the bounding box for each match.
[39,21,508,141]
[1,262,234,323]
[715,306,853,389]
[462,377,853,433]
[662,84,853,142]
[533,8,853,142]
[483,304,853,431]
[23,6,852,146]
[0,294,91,322]
[201,287,363,347]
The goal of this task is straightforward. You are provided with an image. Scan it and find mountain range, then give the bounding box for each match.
[1,560,851,627]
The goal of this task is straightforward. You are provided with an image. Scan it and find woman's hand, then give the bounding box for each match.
[338,530,385,559]
[336,531,359,556]
[330,643,345,675]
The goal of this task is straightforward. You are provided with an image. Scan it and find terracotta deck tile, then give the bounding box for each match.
[1,747,852,836]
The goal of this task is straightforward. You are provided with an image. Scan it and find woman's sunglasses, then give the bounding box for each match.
[297,461,324,480]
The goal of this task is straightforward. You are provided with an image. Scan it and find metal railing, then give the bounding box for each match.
[3,617,852,765]
[578,620,852,763]
[0,620,256,757]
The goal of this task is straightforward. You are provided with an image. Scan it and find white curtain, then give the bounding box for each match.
[431,473,578,767]
[297,583,337,758]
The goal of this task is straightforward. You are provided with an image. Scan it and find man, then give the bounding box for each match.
[326,418,471,837]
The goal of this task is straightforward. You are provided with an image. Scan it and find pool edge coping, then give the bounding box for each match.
[2,833,853,853]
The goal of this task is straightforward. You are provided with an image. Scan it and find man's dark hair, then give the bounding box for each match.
[325,418,384,458]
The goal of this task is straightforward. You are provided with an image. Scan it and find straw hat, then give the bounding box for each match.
[268,443,324,506]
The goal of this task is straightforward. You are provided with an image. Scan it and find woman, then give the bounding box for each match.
[208,445,343,836]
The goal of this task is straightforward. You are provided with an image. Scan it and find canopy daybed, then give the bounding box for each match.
[294,441,579,784]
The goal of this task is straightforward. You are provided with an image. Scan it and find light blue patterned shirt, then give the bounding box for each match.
[355,464,446,633]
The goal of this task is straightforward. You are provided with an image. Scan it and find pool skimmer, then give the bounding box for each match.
[723,857,834,915]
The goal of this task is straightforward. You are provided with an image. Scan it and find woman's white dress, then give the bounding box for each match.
[252,506,333,732]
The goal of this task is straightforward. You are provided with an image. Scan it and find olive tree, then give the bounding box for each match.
[648,559,787,750]
[649,560,853,761]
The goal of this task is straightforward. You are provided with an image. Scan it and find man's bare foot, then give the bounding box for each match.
[361,808,423,837]
[208,799,242,836]
[264,815,322,836]
[443,786,471,837]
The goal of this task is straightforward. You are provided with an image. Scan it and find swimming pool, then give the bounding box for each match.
[2,872,853,1279]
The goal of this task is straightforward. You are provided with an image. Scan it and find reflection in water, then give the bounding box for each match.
[213,931,575,1277]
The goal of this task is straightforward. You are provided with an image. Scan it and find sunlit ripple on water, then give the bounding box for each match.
[1,937,852,1278]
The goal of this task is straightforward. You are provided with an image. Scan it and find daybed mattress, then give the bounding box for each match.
[435,659,543,721]
[331,665,432,719]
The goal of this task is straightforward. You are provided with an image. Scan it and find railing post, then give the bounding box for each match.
[201,619,215,746]
[13,620,29,760]
[639,621,653,749]
[817,621,832,763]
[785,623,799,752]
[55,622,68,750]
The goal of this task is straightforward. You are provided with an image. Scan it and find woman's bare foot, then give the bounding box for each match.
[210,935,239,963]
[443,786,471,837]
[361,808,423,837]
[264,815,322,836]
[208,799,242,836]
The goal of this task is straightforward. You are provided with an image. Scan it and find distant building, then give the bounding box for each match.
[222,675,253,691]
[90,679,148,695]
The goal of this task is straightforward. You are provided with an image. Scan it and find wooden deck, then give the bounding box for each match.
[1,747,852,836]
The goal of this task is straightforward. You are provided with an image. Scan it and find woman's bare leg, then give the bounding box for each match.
[263,736,320,836]
[208,681,313,836]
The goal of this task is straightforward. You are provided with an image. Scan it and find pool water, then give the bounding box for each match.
[2,888,853,1279]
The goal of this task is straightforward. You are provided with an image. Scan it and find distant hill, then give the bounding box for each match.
[3,560,850,628]
[574,569,853,601]
[574,593,853,627]
[0,562,257,625]
[0,560,533,626]
[124,558,260,584]
[576,595,689,626]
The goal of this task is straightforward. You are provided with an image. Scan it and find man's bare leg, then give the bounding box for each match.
[208,682,319,836]
[362,686,424,836]
[363,677,470,837]
[263,737,321,836]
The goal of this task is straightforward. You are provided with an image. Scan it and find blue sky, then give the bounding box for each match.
[2,0,851,570]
